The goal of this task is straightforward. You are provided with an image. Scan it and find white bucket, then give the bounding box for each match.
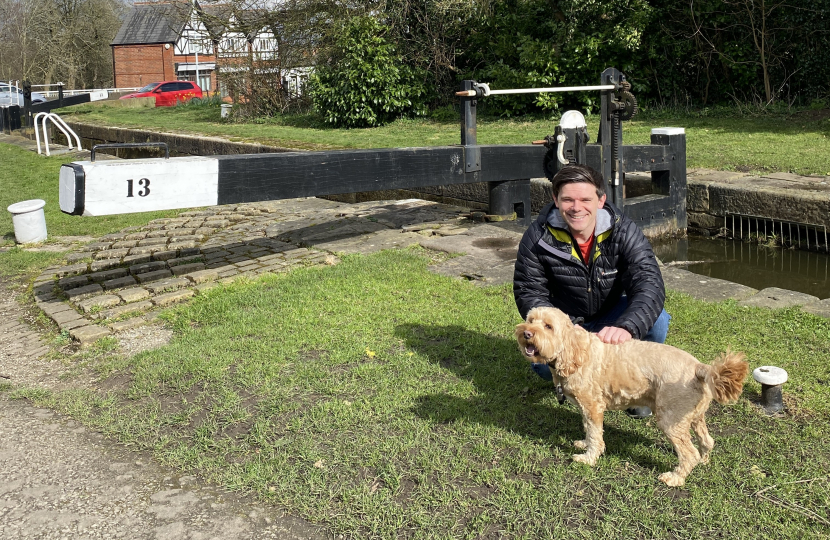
[7,199,47,244]
[220,104,232,118]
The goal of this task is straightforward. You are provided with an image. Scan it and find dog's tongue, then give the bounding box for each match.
[525,345,537,356]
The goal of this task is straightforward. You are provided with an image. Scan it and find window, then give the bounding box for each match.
[177,73,211,92]
[159,83,178,92]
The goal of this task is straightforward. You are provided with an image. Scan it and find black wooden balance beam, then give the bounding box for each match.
[58,131,685,231]
[59,144,545,218]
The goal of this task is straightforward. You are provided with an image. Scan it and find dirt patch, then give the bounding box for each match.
[301,349,328,361]
[666,487,691,500]
[98,372,133,393]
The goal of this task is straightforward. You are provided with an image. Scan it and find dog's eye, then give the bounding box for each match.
[545,323,552,329]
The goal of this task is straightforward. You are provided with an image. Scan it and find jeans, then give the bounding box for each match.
[530,297,671,381]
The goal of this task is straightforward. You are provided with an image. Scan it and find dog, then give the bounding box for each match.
[515,306,749,486]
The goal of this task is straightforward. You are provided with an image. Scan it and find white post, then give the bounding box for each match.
[194,41,200,91]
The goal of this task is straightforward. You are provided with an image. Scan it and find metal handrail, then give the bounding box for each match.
[35,112,82,156]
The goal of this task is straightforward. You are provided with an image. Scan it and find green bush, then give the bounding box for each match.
[308,16,432,127]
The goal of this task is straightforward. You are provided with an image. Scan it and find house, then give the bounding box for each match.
[111,1,281,94]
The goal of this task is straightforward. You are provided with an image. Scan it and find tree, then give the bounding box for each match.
[459,0,653,116]
[646,0,828,105]
[0,0,124,88]
[308,15,431,126]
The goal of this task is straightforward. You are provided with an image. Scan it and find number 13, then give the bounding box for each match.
[126,178,150,197]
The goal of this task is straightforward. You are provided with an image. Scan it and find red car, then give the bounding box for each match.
[119,81,203,107]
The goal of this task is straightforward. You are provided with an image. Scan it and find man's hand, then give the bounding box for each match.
[597,326,632,344]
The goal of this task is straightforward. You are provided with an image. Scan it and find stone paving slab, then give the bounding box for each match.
[108,316,150,332]
[137,269,174,283]
[660,266,758,301]
[69,325,111,346]
[77,295,122,314]
[145,277,190,294]
[185,268,221,284]
[96,301,154,321]
[118,287,152,303]
[49,308,85,326]
[802,298,830,318]
[312,229,424,255]
[153,289,196,307]
[65,283,104,300]
[103,275,138,289]
[738,287,820,309]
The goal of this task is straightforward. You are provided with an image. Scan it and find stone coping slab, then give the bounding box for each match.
[687,168,830,228]
[802,298,830,318]
[738,287,820,309]
[660,267,758,302]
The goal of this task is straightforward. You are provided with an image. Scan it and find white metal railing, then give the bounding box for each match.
[2,82,134,103]
[40,86,141,98]
[2,80,22,106]
[35,112,82,156]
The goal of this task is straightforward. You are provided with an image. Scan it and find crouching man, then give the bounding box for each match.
[513,164,670,418]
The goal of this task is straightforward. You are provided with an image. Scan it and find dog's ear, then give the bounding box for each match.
[554,324,591,378]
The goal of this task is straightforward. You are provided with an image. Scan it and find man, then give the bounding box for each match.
[513,164,670,418]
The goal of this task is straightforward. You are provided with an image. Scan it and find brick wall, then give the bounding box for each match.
[113,45,217,93]
[113,44,176,88]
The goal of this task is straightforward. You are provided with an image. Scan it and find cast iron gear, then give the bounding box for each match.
[617,90,639,121]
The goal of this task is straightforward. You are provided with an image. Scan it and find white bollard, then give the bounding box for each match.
[220,104,232,119]
[752,365,788,414]
[7,199,47,244]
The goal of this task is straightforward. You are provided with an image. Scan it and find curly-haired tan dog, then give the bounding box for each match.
[515,306,749,486]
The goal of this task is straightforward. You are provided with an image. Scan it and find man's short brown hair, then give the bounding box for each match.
[551,164,606,199]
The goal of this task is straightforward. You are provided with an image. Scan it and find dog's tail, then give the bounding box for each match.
[695,349,749,404]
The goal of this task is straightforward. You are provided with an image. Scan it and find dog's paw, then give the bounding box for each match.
[658,472,686,487]
[699,454,711,466]
[572,453,598,466]
[573,439,587,450]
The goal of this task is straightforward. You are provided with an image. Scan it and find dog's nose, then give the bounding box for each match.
[524,330,533,339]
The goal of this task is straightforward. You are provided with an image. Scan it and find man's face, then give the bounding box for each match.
[555,182,606,239]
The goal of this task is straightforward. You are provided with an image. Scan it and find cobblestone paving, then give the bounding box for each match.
[26,197,501,347]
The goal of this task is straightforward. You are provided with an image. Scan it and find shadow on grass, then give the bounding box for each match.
[396,323,664,470]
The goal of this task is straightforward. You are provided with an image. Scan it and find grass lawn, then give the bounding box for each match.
[8,250,830,538]
[60,102,830,176]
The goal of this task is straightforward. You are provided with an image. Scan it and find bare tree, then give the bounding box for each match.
[0,0,125,87]
[678,0,818,104]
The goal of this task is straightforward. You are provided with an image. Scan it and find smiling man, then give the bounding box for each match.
[513,164,670,418]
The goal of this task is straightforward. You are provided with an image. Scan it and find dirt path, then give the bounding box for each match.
[0,277,326,540]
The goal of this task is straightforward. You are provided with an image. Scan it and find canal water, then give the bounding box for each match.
[652,236,830,300]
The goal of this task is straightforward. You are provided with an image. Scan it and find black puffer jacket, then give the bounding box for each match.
[513,201,665,339]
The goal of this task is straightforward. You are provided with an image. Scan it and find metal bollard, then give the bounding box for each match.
[752,366,788,414]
